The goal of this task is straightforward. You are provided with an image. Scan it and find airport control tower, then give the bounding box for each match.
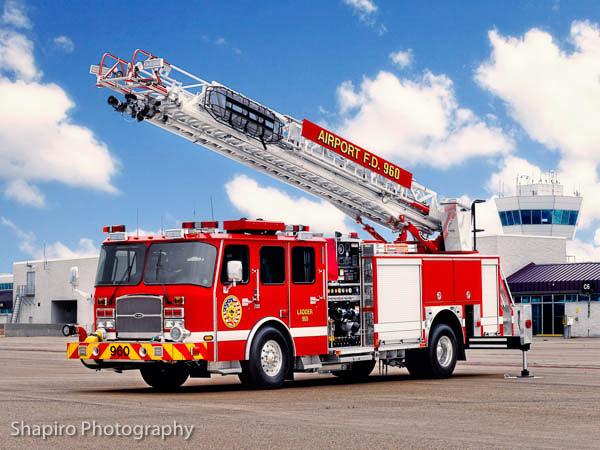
[495,173,582,239]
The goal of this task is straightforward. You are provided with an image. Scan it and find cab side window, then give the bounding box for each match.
[260,246,285,284]
[220,245,250,284]
[292,247,315,284]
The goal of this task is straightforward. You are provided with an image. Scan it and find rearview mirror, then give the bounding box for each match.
[227,260,243,283]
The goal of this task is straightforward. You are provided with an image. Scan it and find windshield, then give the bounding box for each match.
[95,243,146,286]
[144,242,217,287]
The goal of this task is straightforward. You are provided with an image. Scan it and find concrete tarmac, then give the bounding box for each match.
[1,336,599,449]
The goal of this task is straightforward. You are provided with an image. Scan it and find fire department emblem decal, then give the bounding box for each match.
[222,295,242,328]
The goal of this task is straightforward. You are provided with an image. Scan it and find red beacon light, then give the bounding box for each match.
[284,224,310,232]
[103,225,126,233]
[181,221,219,230]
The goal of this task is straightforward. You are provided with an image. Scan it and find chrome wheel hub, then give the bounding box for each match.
[436,335,453,368]
[260,340,283,377]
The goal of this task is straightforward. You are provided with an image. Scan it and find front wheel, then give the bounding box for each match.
[245,326,290,389]
[140,363,190,391]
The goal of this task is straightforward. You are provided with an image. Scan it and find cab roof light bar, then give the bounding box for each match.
[103,225,126,233]
[181,221,219,230]
[284,224,310,232]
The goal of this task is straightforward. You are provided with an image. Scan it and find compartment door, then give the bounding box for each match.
[375,259,422,345]
[481,261,499,334]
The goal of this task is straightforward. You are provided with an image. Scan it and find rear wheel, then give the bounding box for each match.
[405,325,458,379]
[62,324,72,337]
[246,326,290,389]
[427,324,457,378]
[140,363,190,391]
[331,360,376,381]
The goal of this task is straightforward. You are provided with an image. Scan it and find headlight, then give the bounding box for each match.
[170,325,190,342]
[96,320,115,330]
[164,319,185,330]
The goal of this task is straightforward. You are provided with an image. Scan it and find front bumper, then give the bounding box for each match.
[67,341,210,361]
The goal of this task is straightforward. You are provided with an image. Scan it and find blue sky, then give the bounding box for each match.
[1,0,600,272]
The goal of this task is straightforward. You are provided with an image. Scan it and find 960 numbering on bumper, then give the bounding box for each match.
[109,345,130,357]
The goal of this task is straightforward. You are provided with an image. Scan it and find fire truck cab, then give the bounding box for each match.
[68,219,532,390]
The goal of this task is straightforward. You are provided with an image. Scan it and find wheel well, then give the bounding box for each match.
[245,318,295,358]
[245,319,295,380]
[430,310,466,361]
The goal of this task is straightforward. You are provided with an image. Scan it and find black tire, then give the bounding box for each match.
[140,363,190,391]
[331,360,376,381]
[237,361,252,385]
[62,324,72,337]
[246,326,290,389]
[425,324,458,378]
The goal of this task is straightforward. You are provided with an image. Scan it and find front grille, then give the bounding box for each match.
[116,295,162,339]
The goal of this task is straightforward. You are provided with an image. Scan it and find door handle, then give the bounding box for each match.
[310,296,323,305]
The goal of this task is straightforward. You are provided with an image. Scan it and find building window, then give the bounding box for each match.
[506,211,514,226]
[26,271,35,296]
[499,211,508,226]
[568,210,578,226]
[512,210,521,225]
[541,210,552,224]
[521,209,532,224]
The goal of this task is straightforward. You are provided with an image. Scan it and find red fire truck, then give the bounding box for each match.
[67,50,533,389]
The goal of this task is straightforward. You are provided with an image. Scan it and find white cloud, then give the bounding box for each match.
[4,178,44,207]
[343,0,377,15]
[215,37,226,45]
[566,238,600,262]
[53,35,74,53]
[225,175,354,234]
[477,22,600,227]
[1,216,98,259]
[0,29,38,80]
[342,0,385,34]
[2,1,30,29]
[486,155,543,197]
[389,49,413,68]
[0,20,118,207]
[336,70,513,167]
[0,78,119,194]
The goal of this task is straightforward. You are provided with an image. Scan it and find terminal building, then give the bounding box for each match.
[479,173,599,336]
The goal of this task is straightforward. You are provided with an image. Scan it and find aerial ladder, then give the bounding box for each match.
[90,49,474,252]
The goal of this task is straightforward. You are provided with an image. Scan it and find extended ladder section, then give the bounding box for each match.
[90,50,450,243]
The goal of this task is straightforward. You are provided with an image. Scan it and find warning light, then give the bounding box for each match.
[103,225,125,233]
[525,319,532,329]
[182,221,219,230]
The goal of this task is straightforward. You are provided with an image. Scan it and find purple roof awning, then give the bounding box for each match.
[507,262,600,293]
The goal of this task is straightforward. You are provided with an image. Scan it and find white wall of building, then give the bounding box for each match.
[566,303,600,337]
[477,234,567,276]
[13,257,98,330]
